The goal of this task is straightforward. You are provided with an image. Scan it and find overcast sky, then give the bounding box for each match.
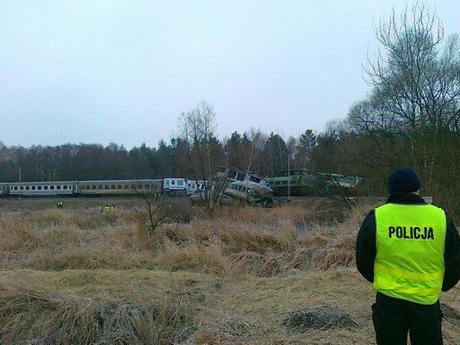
[1,1,459,148]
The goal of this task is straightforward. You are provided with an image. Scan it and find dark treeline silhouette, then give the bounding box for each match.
[0,129,335,182]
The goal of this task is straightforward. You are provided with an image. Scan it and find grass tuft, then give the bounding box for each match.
[0,284,196,345]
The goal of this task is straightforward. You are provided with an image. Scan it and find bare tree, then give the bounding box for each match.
[363,2,460,192]
[246,128,266,174]
[178,101,224,212]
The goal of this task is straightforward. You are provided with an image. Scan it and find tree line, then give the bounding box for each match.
[0,128,326,183]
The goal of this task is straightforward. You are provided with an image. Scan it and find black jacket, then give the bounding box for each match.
[356,193,460,292]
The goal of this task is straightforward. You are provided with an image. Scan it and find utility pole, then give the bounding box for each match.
[287,155,290,200]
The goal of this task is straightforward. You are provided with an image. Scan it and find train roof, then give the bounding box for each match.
[4,181,76,185]
[78,179,162,183]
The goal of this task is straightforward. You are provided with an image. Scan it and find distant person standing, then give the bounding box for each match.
[356,168,459,345]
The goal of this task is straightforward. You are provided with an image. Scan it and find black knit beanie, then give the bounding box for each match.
[388,168,421,195]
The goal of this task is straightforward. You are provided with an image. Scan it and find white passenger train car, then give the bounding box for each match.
[186,180,206,195]
[8,181,75,196]
[163,178,187,194]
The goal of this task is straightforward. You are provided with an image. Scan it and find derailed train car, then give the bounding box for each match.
[265,171,362,197]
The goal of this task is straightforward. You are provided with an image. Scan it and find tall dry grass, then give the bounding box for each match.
[0,283,196,345]
[0,200,458,345]
[0,200,370,276]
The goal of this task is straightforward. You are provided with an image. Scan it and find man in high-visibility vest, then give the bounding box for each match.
[356,168,459,345]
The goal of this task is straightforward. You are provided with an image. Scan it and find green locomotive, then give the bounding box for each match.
[265,171,361,197]
[264,173,316,197]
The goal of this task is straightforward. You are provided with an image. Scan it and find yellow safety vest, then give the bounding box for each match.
[374,203,446,305]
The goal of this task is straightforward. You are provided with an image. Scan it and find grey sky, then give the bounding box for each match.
[1,1,459,148]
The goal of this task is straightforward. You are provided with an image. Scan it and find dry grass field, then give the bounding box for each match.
[0,198,458,344]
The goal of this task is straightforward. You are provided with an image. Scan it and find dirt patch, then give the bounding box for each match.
[441,303,460,324]
[196,309,258,345]
[283,305,360,332]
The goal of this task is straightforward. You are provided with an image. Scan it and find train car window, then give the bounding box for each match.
[171,180,176,185]
[110,185,116,189]
[44,186,48,190]
[137,185,143,189]
[228,170,237,179]
[31,186,36,190]
[104,185,109,189]
[123,185,128,189]
[117,185,122,189]
[63,185,68,190]
[57,186,61,190]
[20,186,24,190]
[14,186,18,190]
[26,186,30,190]
[69,185,72,189]
[91,185,96,190]
[178,180,184,186]
[249,176,261,183]
[38,186,42,190]
[130,184,135,189]
[50,186,55,190]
